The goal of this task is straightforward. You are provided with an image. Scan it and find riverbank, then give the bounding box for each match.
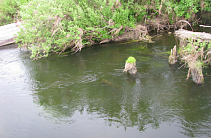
[14,0,211,59]
[1,0,211,59]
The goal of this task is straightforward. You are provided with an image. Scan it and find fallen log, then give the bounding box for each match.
[0,22,21,47]
[174,29,211,85]
[175,29,211,41]
[199,25,211,28]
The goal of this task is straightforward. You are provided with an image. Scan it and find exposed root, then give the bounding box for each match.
[51,15,62,35]
[186,68,191,80]
[112,24,148,42]
[62,28,83,55]
[174,20,193,31]
[146,16,172,32]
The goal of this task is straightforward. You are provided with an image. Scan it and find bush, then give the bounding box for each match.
[15,0,211,59]
[203,0,211,12]
[16,0,137,59]
[0,0,29,26]
[120,0,208,23]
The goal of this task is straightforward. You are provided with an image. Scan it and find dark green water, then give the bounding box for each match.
[0,34,211,138]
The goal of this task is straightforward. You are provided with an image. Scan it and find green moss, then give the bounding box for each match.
[126,56,136,64]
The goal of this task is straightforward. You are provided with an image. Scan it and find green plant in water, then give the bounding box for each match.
[126,56,136,64]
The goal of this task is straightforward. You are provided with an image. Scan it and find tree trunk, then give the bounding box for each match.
[0,22,21,47]
[169,45,177,64]
[190,67,204,85]
[123,62,137,75]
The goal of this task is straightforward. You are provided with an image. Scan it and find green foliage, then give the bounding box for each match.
[121,0,208,23]
[174,0,199,19]
[0,0,29,26]
[126,56,136,64]
[121,0,147,22]
[178,38,211,84]
[2,0,209,59]
[0,0,18,25]
[16,0,137,59]
[204,0,211,11]
[179,38,211,68]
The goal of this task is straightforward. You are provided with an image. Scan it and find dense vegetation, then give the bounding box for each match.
[178,37,211,84]
[0,0,29,26]
[0,0,211,59]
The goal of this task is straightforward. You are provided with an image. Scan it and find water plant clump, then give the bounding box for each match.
[126,56,136,64]
[123,56,137,75]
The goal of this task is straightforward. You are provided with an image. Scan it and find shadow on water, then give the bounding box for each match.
[1,34,211,138]
[23,34,211,137]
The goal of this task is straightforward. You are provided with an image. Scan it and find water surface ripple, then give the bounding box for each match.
[0,35,211,138]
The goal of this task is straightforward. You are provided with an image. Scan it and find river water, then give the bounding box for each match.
[0,34,211,138]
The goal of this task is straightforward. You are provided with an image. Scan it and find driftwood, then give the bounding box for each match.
[199,25,211,28]
[175,29,211,42]
[174,29,211,85]
[0,22,21,47]
[169,45,177,64]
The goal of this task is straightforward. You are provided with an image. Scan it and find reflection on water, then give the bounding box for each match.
[0,34,211,138]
